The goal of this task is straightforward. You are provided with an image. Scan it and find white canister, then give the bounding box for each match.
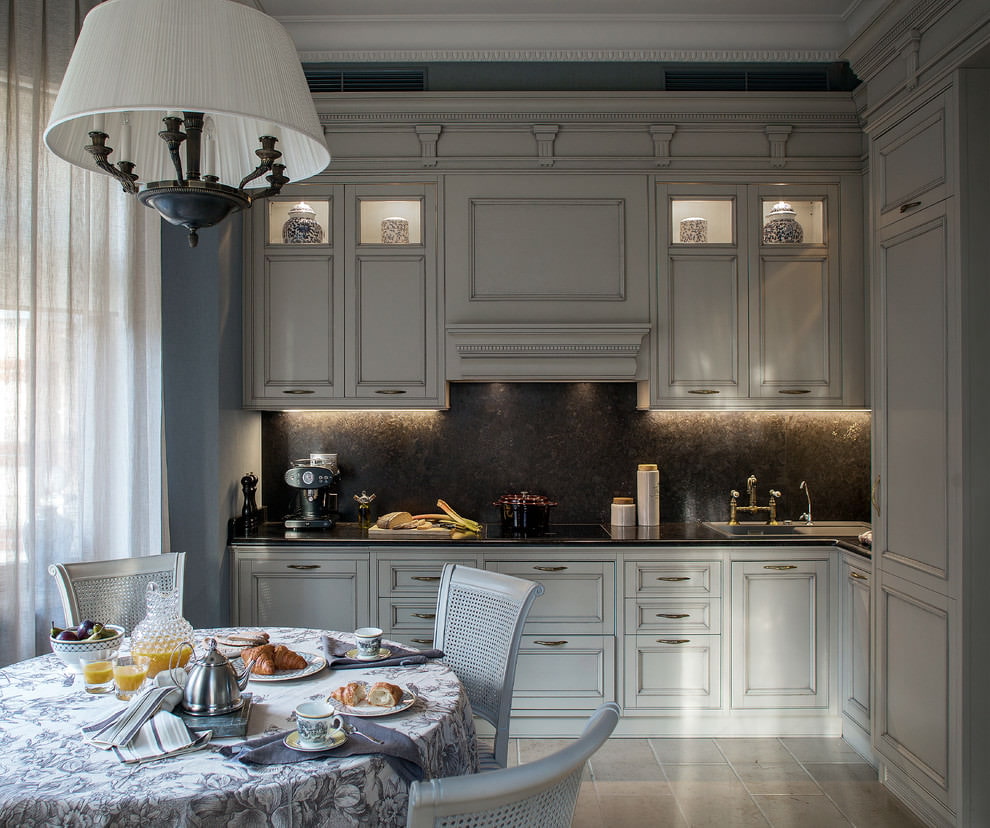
[637,464,660,526]
[610,497,636,527]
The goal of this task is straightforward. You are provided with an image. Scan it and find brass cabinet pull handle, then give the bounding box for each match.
[849,572,868,581]
[899,200,923,213]
[872,475,881,516]
[287,564,320,570]
[411,638,434,645]
[657,576,691,581]
[533,566,567,572]
[412,612,436,619]
[688,389,719,394]
[375,389,407,395]
[412,576,441,582]
[657,613,690,618]
[534,640,568,646]
[657,639,690,644]
[282,389,315,395]
[778,389,811,394]
[763,564,798,570]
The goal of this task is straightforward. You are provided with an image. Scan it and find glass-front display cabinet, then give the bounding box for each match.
[266,197,332,246]
[670,197,735,245]
[357,198,424,246]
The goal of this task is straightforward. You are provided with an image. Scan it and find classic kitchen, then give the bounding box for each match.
[5,0,989,826]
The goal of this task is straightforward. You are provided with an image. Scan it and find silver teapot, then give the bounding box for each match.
[180,638,255,716]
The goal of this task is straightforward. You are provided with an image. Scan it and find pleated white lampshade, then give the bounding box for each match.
[44,0,330,189]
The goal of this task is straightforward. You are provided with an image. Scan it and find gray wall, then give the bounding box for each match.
[162,219,260,628]
[260,383,871,528]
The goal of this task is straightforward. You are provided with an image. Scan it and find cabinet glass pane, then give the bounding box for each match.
[359,199,423,245]
[760,199,824,244]
[267,199,330,246]
[671,199,734,244]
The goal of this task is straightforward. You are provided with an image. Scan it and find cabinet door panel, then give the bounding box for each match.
[841,559,871,731]
[512,635,615,712]
[625,634,721,709]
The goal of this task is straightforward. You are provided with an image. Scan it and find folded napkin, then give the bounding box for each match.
[218,714,423,782]
[82,685,211,764]
[321,634,444,669]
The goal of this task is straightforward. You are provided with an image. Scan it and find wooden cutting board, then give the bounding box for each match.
[368,526,453,539]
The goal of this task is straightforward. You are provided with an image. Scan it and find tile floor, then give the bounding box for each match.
[506,736,927,827]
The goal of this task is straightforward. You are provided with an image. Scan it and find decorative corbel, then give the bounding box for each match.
[649,125,676,167]
[765,125,792,169]
[899,29,922,90]
[532,125,559,167]
[415,125,442,167]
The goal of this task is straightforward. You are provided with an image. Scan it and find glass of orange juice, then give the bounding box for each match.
[112,653,151,701]
[80,653,115,694]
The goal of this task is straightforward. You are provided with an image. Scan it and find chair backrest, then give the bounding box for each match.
[47,552,186,635]
[433,563,544,769]
[406,701,620,828]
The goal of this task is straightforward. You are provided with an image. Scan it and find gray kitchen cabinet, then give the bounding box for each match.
[485,557,616,714]
[840,551,872,760]
[232,547,371,632]
[644,180,864,409]
[623,559,723,709]
[243,181,445,409]
[730,557,830,709]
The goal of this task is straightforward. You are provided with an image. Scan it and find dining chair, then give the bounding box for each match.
[48,552,186,634]
[405,701,620,828]
[433,563,544,770]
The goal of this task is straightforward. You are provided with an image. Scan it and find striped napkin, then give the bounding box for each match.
[82,685,211,764]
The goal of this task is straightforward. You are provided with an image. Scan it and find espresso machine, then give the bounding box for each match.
[283,455,340,529]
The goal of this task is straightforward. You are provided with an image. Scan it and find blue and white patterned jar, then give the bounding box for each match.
[679,217,708,244]
[762,201,804,244]
[281,202,324,244]
[380,216,410,245]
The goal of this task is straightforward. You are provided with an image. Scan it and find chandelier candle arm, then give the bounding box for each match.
[43,0,331,248]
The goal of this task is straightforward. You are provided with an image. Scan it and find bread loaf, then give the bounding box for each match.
[376,511,414,529]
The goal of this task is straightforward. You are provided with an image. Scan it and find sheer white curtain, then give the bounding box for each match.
[1,1,165,666]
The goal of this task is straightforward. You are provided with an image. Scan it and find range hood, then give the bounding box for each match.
[445,324,650,381]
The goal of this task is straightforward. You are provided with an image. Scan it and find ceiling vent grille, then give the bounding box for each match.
[663,67,833,92]
[304,66,427,92]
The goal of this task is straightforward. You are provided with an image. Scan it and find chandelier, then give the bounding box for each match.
[44,0,331,247]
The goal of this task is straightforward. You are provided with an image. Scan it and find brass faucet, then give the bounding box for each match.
[728,474,782,525]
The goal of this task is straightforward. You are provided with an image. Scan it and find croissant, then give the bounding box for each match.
[331,681,366,706]
[241,643,307,675]
[367,681,403,707]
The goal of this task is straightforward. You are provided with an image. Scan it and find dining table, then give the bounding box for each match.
[0,627,479,827]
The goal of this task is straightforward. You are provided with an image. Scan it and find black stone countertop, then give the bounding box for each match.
[231,521,872,559]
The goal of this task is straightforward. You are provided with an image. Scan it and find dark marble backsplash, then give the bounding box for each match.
[259,383,871,527]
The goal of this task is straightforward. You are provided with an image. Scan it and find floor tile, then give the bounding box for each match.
[752,793,853,827]
[803,763,928,827]
[733,760,822,796]
[779,737,868,764]
[516,737,577,763]
[665,764,772,827]
[716,737,794,764]
[650,737,728,765]
[589,738,667,781]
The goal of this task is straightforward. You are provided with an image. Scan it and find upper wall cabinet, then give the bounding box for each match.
[443,174,651,381]
[243,180,445,410]
[641,178,865,409]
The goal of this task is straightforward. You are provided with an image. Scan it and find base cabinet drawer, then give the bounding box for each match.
[377,557,479,596]
[511,635,615,713]
[625,561,721,597]
[625,597,721,634]
[624,634,721,709]
[377,597,438,638]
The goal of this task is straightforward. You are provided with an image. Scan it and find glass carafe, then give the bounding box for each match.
[130,581,194,677]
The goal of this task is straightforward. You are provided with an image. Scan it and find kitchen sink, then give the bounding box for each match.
[703,520,871,538]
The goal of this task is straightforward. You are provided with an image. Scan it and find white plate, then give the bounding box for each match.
[344,648,392,662]
[233,650,326,682]
[327,684,417,717]
[283,728,346,752]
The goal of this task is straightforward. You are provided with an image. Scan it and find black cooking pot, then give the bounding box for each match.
[493,492,558,534]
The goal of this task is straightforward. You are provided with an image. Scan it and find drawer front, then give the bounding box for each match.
[487,560,614,634]
[512,635,615,712]
[377,597,438,636]
[625,561,721,598]
[625,597,721,634]
[625,634,721,709]
[378,557,478,596]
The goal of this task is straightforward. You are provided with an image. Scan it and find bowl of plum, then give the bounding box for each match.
[49,620,124,673]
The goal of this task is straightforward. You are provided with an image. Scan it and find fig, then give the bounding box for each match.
[55,629,79,641]
[76,619,96,638]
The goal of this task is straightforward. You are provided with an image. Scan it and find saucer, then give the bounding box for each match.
[345,648,392,662]
[283,728,346,752]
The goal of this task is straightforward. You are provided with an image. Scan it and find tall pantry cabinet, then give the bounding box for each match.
[867,64,990,828]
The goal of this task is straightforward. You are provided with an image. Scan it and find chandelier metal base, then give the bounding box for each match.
[138,180,252,247]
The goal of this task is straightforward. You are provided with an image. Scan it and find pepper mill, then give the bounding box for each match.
[241,472,259,533]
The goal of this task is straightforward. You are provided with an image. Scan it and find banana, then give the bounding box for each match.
[436,499,482,534]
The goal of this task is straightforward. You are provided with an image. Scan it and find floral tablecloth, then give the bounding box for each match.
[0,627,478,827]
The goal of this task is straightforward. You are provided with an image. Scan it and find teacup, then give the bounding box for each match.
[354,627,383,659]
[294,701,341,748]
